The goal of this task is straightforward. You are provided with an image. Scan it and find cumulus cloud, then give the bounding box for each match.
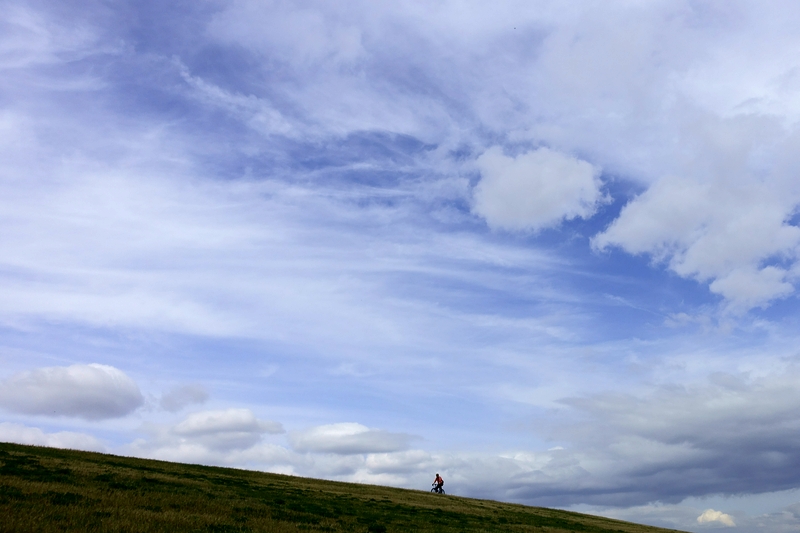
[473,147,604,231]
[0,364,143,420]
[289,423,414,454]
[0,422,105,452]
[127,408,281,464]
[160,384,209,412]
[126,416,425,482]
[698,509,736,527]
[126,408,290,469]
[129,437,296,470]
[171,408,283,451]
[363,449,434,474]
[593,168,800,311]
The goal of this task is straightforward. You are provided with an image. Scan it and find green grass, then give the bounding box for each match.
[0,442,686,533]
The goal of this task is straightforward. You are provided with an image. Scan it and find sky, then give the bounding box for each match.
[2,1,800,531]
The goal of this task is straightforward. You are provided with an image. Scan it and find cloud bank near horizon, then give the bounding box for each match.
[7,363,800,508]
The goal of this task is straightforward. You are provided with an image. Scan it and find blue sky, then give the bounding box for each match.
[3,1,800,531]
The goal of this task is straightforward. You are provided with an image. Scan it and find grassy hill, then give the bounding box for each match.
[0,441,686,533]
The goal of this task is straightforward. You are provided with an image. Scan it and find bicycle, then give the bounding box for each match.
[431,483,445,495]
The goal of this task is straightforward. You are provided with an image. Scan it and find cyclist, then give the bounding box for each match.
[432,473,444,493]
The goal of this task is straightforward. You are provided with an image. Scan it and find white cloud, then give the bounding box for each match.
[473,146,603,231]
[0,422,105,452]
[698,509,736,527]
[126,408,290,469]
[593,167,800,311]
[126,416,425,481]
[364,449,433,474]
[160,384,209,412]
[0,364,143,420]
[201,0,800,312]
[709,266,794,312]
[289,422,414,454]
[171,408,283,451]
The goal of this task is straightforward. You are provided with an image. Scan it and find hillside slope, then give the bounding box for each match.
[0,442,686,532]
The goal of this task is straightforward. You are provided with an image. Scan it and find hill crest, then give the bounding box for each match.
[0,441,687,533]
